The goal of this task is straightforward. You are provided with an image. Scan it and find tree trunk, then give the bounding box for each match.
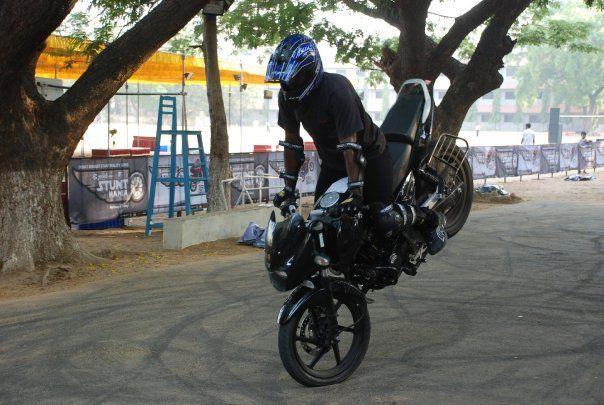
[378,0,531,138]
[0,0,210,275]
[586,88,603,133]
[0,168,81,274]
[203,15,231,212]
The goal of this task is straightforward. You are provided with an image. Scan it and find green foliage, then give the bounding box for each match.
[56,1,161,64]
[57,0,604,85]
[222,0,318,48]
[516,3,604,113]
[221,0,604,79]
[222,0,397,71]
[517,19,598,52]
[89,0,159,26]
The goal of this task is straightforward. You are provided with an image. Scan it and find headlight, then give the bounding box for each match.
[266,211,276,247]
[318,192,340,209]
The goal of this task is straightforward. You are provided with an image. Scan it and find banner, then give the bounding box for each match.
[147,155,207,213]
[559,143,579,171]
[596,139,604,167]
[495,146,518,178]
[267,151,321,197]
[469,146,496,179]
[578,142,596,171]
[68,141,602,225]
[68,157,149,225]
[540,144,560,174]
[517,145,541,176]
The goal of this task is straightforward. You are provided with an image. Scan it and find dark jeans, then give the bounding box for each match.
[314,146,393,205]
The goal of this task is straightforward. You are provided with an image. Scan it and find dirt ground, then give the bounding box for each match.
[471,168,603,209]
[0,234,254,300]
[0,168,601,300]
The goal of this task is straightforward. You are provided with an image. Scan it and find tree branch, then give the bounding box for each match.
[427,0,500,78]
[377,35,466,89]
[395,0,432,78]
[425,38,466,81]
[435,0,533,135]
[58,0,209,138]
[340,0,399,27]
[0,0,76,93]
[591,85,604,99]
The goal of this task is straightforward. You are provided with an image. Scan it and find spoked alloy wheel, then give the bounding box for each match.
[278,290,370,386]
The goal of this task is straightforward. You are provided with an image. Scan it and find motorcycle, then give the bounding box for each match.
[264,79,473,386]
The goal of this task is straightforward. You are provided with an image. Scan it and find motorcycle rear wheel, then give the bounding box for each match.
[430,144,473,237]
[278,290,370,386]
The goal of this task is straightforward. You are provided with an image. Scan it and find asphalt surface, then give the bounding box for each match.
[0,201,603,404]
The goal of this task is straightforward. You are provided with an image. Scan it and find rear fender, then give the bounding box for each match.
[277,279,366,325]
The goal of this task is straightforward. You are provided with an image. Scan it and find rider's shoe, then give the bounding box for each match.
[420,210,447,255]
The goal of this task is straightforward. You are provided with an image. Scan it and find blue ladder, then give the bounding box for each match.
[145,95,210,236]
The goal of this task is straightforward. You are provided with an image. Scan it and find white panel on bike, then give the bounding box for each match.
[325,177,348,194]
[398,78,431,124]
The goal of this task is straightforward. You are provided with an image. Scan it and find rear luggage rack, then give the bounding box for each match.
[425,133,469,179]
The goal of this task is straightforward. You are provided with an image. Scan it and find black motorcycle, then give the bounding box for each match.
[264,79,473,386]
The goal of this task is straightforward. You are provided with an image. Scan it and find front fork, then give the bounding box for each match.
[313,228,341,351]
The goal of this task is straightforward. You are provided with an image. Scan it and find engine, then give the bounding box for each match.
[351,228,428,291]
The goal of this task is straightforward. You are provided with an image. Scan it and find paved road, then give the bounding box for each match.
[1,201,603,404]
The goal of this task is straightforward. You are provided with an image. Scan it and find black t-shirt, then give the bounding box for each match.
[278,72,386,170]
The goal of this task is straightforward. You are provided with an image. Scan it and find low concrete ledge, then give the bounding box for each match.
[163,205,278,250]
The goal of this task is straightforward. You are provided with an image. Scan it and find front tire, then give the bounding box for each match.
[278,290,370,386]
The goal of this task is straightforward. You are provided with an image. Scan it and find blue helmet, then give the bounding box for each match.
[265,34,324,102]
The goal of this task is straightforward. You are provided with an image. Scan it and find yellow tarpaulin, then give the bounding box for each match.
[36,35,266,86]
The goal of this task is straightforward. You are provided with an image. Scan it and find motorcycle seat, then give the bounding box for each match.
[380,94,424,145]
[388,141,412,194]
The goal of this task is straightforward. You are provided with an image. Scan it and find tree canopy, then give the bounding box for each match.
[220,0,603,136]
[516,1,604,127]
[223,0,603,80]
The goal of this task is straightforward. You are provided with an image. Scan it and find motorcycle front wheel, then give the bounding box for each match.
[278,290,370,386]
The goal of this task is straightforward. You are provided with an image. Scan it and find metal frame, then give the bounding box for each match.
[426,133,470,179]
[219,174,297,210]
[146,95,210,236]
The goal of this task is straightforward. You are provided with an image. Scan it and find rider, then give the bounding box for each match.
[266,34,446,255]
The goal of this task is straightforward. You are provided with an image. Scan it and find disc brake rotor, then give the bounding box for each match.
[299,309,329,355]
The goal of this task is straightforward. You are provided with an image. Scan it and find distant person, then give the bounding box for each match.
[579,131,590,174]
[579,130,590,147]
[521,123,535,145]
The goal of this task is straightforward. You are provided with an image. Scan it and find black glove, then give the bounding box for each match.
[339,189,363,216]
[273,188,299,216]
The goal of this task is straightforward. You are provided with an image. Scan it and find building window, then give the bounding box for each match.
[480,113,491,122]
[374,90,382,99]
[504,91,515,100]
[482,93,494,100]
[503,114,514,123]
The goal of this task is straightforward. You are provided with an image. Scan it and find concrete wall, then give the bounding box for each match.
[163,205,279,250]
